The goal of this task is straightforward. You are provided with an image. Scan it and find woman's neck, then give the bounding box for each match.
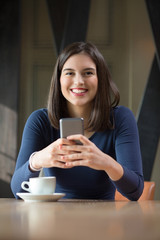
[67,103,95,139]
[67,104,91,128]
[67,104,90,118]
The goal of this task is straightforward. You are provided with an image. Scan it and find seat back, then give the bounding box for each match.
[115,181,155,201]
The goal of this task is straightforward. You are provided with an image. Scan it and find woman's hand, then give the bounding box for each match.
[60,134,109,170]
[30,138,77,170]
[61,134,124,181]
[31,134,123,180]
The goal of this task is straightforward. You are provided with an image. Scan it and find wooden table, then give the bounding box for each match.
[0,198,160,240]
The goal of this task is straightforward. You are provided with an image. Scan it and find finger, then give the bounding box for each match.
[54,160,73,169]
[67,134,91,145]
[61,152,92,162]
[61,144,93,155]
[60,144,83,153]
[44,155,73,168]
[59,138,76,145]
[61,153,81,161]
[65,159,91,167]
[44,153,66,166]
[50,140,76,155]
[51,138,75,149]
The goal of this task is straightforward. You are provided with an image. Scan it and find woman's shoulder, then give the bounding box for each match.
[26,108,51,128]
[28,108,48,119]
[113,105,135,119]
[113,105,137,128]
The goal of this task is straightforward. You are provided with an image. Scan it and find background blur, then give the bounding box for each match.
[0,0,160,198]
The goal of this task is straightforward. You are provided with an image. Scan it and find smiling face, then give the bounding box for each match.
[60,53,98,114]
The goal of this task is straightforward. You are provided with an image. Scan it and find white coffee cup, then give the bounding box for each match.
[21,177,56,195]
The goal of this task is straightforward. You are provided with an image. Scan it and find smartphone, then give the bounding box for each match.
[60,118,84,144]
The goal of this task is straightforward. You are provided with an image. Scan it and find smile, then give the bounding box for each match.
[71,88,88,93]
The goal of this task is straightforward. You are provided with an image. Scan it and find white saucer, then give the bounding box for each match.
[16,192,65,202]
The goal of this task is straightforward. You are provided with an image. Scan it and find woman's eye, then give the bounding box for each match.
[66,72,73,76]
[85,72,93,76]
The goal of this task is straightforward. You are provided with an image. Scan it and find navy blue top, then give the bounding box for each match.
[11,106,144,200]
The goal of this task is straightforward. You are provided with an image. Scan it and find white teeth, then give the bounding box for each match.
[72,89,86,93]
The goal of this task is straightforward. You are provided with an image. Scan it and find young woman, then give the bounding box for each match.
[11,42,144,200]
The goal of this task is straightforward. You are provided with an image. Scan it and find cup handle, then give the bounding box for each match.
[21,181,30,192]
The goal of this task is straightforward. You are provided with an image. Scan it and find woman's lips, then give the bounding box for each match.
[70,88,88,96]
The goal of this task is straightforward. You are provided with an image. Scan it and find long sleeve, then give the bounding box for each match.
[11,109,53,198]
[112,106,144,200]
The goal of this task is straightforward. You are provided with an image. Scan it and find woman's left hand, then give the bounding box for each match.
[60,134,110,171]
[60,134,124,181]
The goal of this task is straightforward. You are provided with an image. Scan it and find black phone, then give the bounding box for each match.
[60,118,84,144]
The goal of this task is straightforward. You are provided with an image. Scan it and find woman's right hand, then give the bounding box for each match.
[30,138,76,170]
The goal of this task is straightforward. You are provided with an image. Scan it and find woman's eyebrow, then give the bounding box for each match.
[62,67,96,72]
[63,68,74,72]
[83,68,96,71]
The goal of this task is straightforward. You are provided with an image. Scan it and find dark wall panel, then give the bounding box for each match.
[0,0,20,111]
[47,0,90,54]
[146,0,160,67]
[138,56,160,180]
[0,0,20,197]
[137,1,160,180]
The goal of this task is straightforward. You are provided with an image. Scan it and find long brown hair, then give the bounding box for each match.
[47,42,120,131]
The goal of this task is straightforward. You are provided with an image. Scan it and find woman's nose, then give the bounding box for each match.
[74,74,84,85]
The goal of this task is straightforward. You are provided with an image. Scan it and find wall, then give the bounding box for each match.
[18,0,56,145]
[0,0,159,199]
